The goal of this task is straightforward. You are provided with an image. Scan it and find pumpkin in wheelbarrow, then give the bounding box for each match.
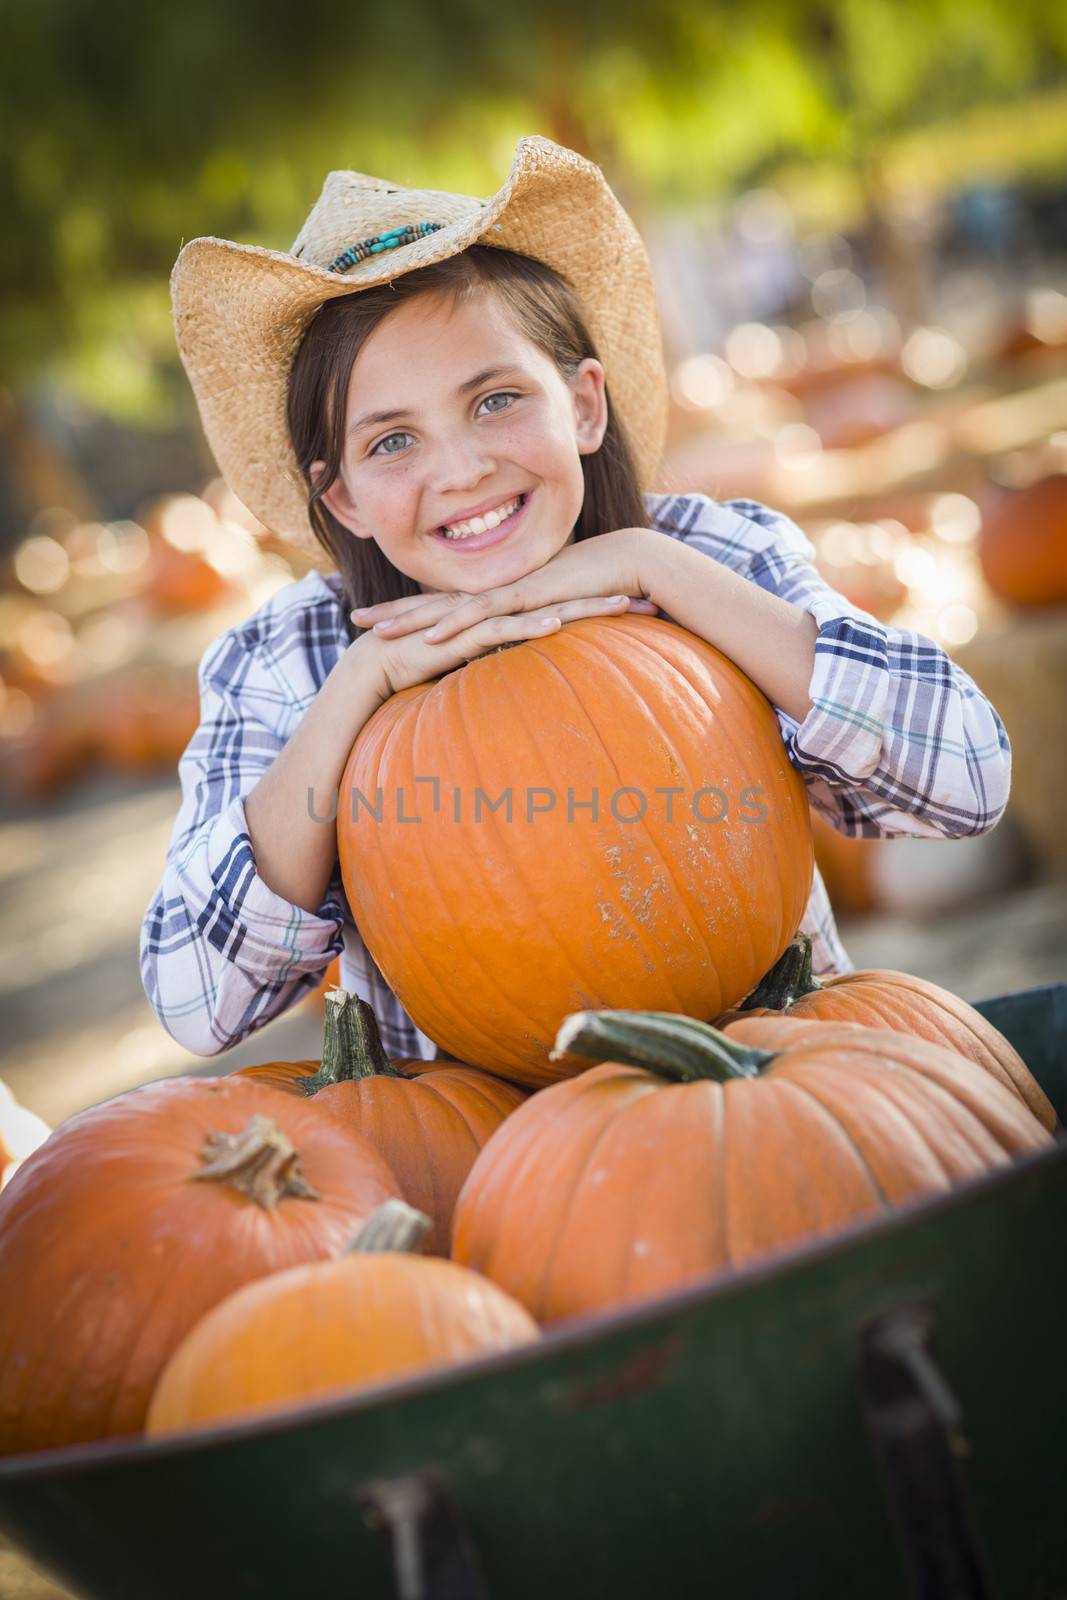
[147,1199,539,1436]
[234,989,526,1255]
[715,934,1057,1132]
[451,1009,1052,1325]
[0,1075,401,1455]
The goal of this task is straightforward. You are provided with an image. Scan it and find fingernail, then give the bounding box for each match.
[351,607,371,617]
[539,617,560,628]
[423,629,440,641]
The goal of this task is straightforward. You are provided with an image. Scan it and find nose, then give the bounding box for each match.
[428,433,497,496]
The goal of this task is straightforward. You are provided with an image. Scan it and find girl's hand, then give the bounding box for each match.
[356,598,651,700]
[351,529,658,644]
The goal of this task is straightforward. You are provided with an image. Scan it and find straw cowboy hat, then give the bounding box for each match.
[170,135,668,553]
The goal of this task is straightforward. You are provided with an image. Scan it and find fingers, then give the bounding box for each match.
[355,592,473,640]
[355,589,658,642]
[423,594,656,644]
[378,598,663,693]
[383,612,562,689]
[456,612,564,658]
[350,593,447,630]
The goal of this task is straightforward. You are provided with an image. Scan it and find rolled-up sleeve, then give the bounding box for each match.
[139,636,345,1056]
[656,493,1012,843]
[744,533,1013,842]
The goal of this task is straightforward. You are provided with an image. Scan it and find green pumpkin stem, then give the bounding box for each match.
[349,1199,433,1255]
[740,934,820,1012]
[301,989,403,1095]
[552,1009,775,1083]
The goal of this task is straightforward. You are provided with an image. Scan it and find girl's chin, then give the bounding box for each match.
[426,542,547,591]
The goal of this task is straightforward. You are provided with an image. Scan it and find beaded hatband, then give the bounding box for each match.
[327,222,444,275]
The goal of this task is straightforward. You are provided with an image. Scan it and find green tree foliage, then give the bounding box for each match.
[0,0,1063,405]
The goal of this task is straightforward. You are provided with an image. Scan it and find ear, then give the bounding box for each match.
[572,358,609,456]
[314,462,376,541]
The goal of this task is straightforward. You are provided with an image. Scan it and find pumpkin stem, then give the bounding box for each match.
[740,934,821,1012]
[349,1198,433,1255]
[192,1115,320,1211]
[552,1010,775,1083]
[301,989,403,1094]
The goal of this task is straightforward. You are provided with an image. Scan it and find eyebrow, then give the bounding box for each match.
[346,366,525,439]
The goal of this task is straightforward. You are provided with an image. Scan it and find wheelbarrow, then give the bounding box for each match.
[0,984,1064,1600]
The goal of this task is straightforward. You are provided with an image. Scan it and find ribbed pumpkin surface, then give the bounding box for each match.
[338,616,813,1086]
[234,995,527,1254]
[235,1059,319,1094]
[451,1018,1050,1324]
[715,936,1057,1133]
[721,971,1057,1131]
[0,1077,400,1455]
[311,1067,526,1255]
[146,1251,539,1436]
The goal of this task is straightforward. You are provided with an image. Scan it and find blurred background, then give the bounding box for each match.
[2,1,1067,1211]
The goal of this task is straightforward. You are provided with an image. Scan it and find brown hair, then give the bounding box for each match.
[286,246,647,636]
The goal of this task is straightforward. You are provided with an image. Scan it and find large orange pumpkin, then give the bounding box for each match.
[338,615,814,1087]
[451,1008,1050,1325]
[715,934,1056,1132]
[0,1076,400,1455]
[978,474,1067,607]
[235,990,526,1254]
[146,1199,539,1436]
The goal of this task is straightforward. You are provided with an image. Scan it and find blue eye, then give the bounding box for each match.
[371,431,413,457]
[369,393,516,457]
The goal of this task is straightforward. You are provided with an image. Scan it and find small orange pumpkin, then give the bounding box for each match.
[715,934,1056,1132]
[452,1008,1050,1326]
[978,474,1067,607]
[235,991,526,1254]
[146,1199,539,1437]
[0,1075,400,1455]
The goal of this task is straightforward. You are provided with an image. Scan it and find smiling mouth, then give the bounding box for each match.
[436,492,528,541]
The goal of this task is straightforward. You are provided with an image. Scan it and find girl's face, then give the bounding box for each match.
[318,287,608,594]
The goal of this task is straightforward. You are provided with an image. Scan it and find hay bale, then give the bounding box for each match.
[957,606,1067,879]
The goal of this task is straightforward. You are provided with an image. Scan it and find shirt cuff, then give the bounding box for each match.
[179,794,346,983]
[774,595,891,787]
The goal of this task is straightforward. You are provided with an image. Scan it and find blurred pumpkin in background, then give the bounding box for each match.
[137,495,233,618]
[979,475,1067,607]
[796,369,916,451]
[810,809,879,918]
[91,666,200,772]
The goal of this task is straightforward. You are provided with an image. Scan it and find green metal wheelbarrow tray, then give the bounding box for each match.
[1,983,1065,1600]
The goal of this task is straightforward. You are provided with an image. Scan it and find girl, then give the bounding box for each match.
[141,136,1011,1059]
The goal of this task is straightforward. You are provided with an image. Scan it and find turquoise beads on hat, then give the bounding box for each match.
[327,222,443,275]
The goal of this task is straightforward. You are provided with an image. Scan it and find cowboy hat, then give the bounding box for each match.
[170,135,668,553]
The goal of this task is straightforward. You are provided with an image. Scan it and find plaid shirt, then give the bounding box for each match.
[140,493,1011,1059]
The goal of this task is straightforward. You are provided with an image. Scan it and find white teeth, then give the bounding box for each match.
[442,496,522,539]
